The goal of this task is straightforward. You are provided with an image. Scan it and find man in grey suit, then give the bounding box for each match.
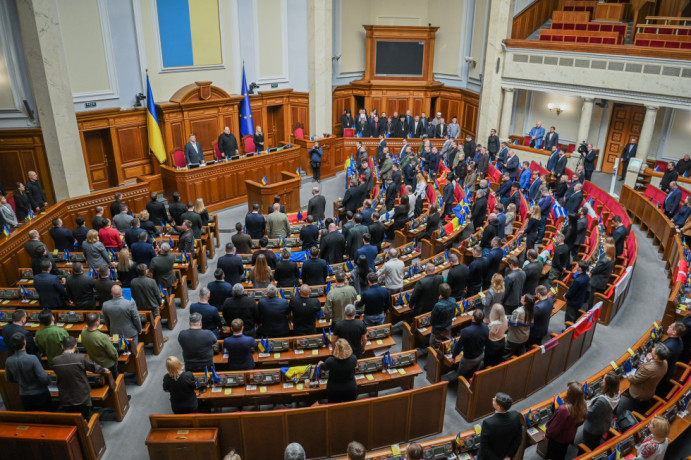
[102,285,142,346]
[184,133,205,165]
[266,203,290,238]
[307,187,326,221]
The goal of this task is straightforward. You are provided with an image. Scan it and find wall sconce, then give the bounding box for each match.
[547,103,567,116]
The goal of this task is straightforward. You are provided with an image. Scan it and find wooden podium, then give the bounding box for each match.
[245,171,301,214]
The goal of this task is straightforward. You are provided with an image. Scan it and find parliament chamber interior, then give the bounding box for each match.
[0,0,691,459]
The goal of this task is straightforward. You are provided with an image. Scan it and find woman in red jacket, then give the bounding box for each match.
[545,381,587,460]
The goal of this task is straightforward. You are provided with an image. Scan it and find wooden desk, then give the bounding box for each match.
[0,422,83,459]
[245,171,301,214]
[160,146,302,213]
[146,428,219,459]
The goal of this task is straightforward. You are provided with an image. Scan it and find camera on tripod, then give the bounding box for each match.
[577,141,588,155]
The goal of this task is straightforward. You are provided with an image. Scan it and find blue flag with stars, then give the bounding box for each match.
[239,64,255,137]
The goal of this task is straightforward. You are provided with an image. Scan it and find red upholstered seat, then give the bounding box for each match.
[294,127,304,139]
[243,135,255,154]
[523,136,531,146]
[343,128,354,137]
[172,150,186,168]
[7,196,15,212]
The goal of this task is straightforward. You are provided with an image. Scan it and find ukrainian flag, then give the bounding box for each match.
[261,176,268,185]
[146,75,167,163]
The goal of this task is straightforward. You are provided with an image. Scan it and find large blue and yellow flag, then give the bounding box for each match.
[239,64,255,137]
[146,75,167,163]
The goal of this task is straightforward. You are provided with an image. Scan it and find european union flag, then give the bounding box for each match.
[239,64,254,137]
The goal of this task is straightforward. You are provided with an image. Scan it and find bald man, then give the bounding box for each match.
[26,170,48,212]
[307,186,326,221]
[409,263,444,316]
[266,203,290,238]
[102,285,142,346]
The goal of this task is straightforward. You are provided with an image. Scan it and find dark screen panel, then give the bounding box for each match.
[375,40,424,76]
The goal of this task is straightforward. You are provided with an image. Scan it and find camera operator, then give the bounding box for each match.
[577,142,597,181]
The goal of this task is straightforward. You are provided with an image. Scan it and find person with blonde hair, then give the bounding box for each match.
[521,205,541,250]
[484,303,508,367]
[82,229,110,269]
[633,416,669,460]
[251,254,272,288]
[545,381,587,460]
[116,248,137,287]
[162,356,198,414]
[482,273,505,320]
[138,209,159,237]
[318,337,358,403]
[504,203,516,237]
[194,198,210,227]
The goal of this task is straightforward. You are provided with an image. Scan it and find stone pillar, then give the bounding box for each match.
[16,0,89,200]
[476,0,515,140]
[576,97,594,146]
[636,105,659,160]
[498,88,515,140]
[308,0,333,138]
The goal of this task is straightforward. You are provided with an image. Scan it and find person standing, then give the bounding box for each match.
[231,222,252,255]
[545,382,587,460]
[13,182,32,222]
[267,203,290,238]
[102,285,142,346]
[190,287,222,339]
[26,170,48,212]
[451,309,489,379]
[178,313,217,372]
[320,223,346,264]
[289,284,322,336]
[258,285,291,338]
[162,356,198,414]
[564,261,590,324]
[150,243,177,293]
[309,142,323,182]
[324,271,358,324]
[355,272,390,326]
[34,259,68,309]
[80,313,119,377]
[318,338,358,403]
[35,310,69,368]
[616,343,670,416]
[222,284,260,337]
[633,416,670,460]
[504,294,534,359]
[376,248,404,295]
[528,121,545,149]
[307,186,326,221]
[207,268,233,311]
[544,126,559,151]
[131,264,163,318]
[49,218,75,251]
[2,309,39,357]
[218,126,239,158]
[223,319,256,371]
[529,285,553,347]
[52,336,109,418]
[582,372,620,450]
[253,125,265,152]
[503,256,526,315]
[477,392,524,460]
[583,144,597,182]
[429,283,456,349]
[5,332,52,411]
[332,304,368,359]
[184,134,205,165]
[486,129,500,161]
[619,137,637,181]
[409,263,444,316]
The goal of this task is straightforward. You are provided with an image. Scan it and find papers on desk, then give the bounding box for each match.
[246,385,257,391]
[258,353,270,358]
[211,387,222,393]
[48,386,58,392]
[294,349,304,354]
[355,374,365,380]
[283,383,294,389]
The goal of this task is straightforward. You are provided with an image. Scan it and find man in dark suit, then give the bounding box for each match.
[217,126,239,158]
[435,118,447,138]
[131,232,156,267]
[72,217,90,252]
[180,202,203,239]
[477,392,524,460]
[425,119,436,138]
[503,257,526,315]
[64,263,96,309]
[409,263,444,316]
[301,247,329,286]
[307,187,326,221]
[124,218,148,248]
[564,261,590,323]
[34,259,68,309]
[546,146,559,173]
[463,135,476,161]
[664,181,682,218]
[574,207,589,258]
[487,129,500,161]
[446,253,469,300]
[528,171,542,202]
[245,204,266,239]
[554,150,568,178]
[251,237,277,268]
[583,144,597,181]
[610,215,628,257]
[370,116,385,137]
[258,285,291,338]
[184,134,205,165]
[522,249,543,295]
[565,183,584,214]
[368,213,386,251]
[543,126,559,151]
[299,215,320,251]
[355,273,391,325]
[471,190,488,230]
[168,192,187,226]
[49,218,75,252]
[26,170,48,212]
[217,243,244,286]
[619,137,637,181]
[342,178,366,214]
[410,115,423,138]
[659,161,679,193]
[146,192,169,225]
[548,233,571,283]
[320,223,346,264]
[178,220,195,253]
[484,237,504,281]
[345,214,368,260]
[467,246,487,296]
[504,150,520,180]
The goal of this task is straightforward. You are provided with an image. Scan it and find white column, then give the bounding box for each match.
[636,105,659,160]
[576,97,595,146]
[308,0,333,138]
[498,88,515,140]
[476,0,515,139]
[16,0,89,199]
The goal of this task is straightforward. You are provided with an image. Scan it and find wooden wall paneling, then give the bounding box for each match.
[512,0,559,39]
[602,103,645,173]
[0,129,54,202]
